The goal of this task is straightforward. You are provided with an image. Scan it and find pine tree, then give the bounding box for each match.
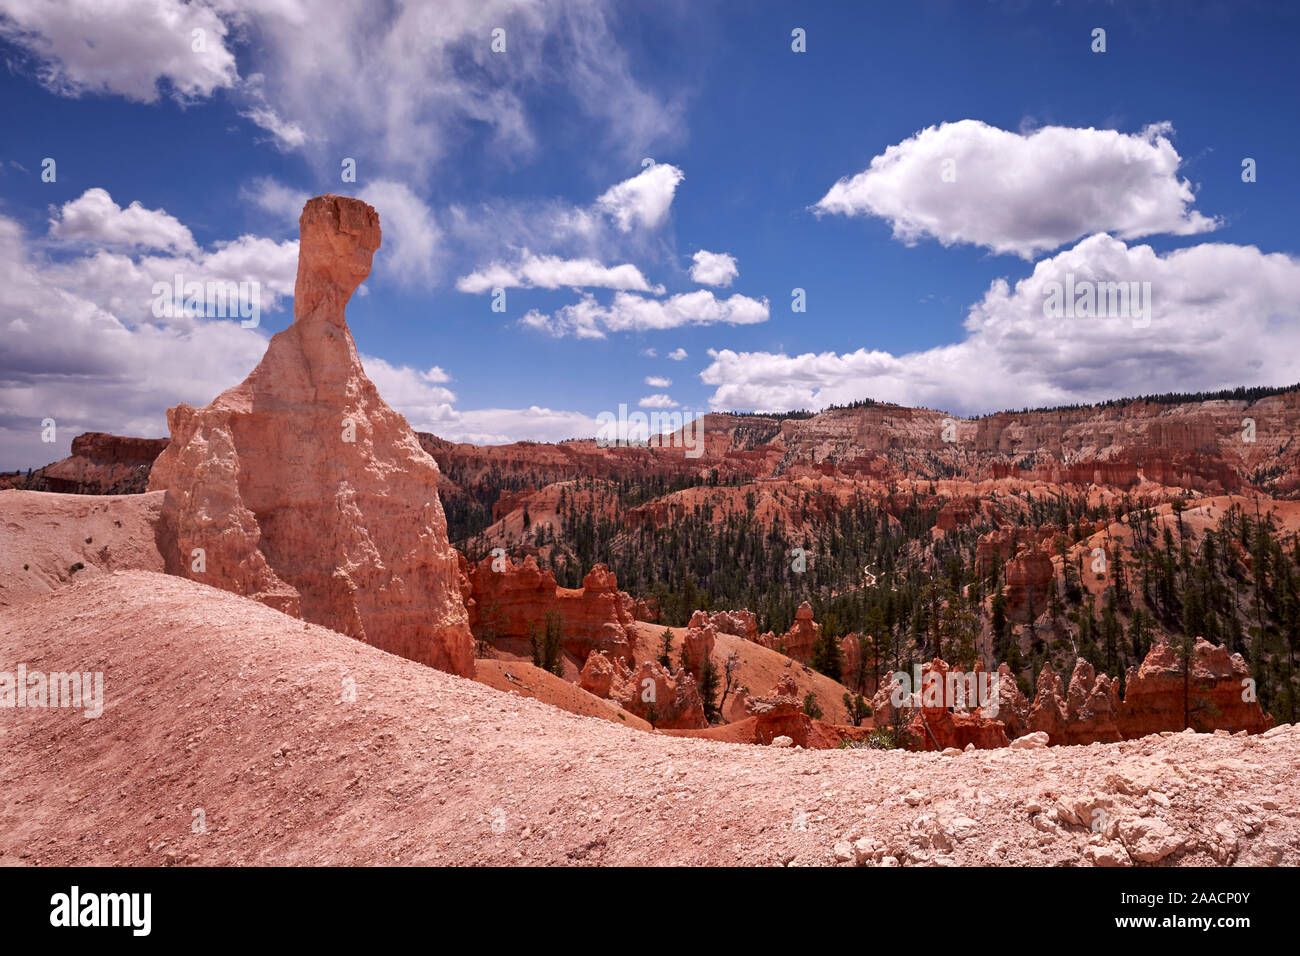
[657,628,673,668]
[699,656,720,721]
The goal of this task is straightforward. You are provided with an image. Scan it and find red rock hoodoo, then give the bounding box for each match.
[1118,638,1273,737]
[148,195,474,676]
[464,555,636,665]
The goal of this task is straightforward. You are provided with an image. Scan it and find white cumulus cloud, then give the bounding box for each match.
[48,188,198,254]
[0,0,238,102]
[638,393,678,408]
[689,249,738,286]
[814,120,1218,258]
[596,163,685,232]
[701,234,1300,414]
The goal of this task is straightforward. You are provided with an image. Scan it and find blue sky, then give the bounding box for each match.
[1,0,1298,469]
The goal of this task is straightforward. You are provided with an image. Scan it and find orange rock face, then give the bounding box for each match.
[936,496,978,530]
[148,195,474,676]
[681,611,718,679]
[908,659,1010,751]
[991,662,1030,739]
[1004,548,1055,622]
[1029,659,1121,745]
[755,600,820,662]
[610,658,706,729]
[2,432,169,494]
[745,673,811,744]
[465,555,635,665]
[1118,638,1273,736]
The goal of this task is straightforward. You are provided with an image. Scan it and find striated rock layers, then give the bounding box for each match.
[3,432,169,494]
[148,195,474,676]
[464,555,636,665]
[1119,638,1273,736]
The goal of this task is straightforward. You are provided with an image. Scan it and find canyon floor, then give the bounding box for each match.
[2,570,1296,867]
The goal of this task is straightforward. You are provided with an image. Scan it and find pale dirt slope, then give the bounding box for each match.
[0,489,165,609]
[1,571,1297,866]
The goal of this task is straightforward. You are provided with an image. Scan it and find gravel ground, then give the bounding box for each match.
[1,571,1296,867]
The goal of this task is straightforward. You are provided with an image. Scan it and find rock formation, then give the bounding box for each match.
[1,432,168,494]
[1029,659,1121,745]
[1063,659,1123,743]
[464,555,635,665]
[755,600,820,662]
[1119,638,1272,736]
[991,662,1031,739]
[681,611,718,679]
[148,195,474,676]
[696,608,759,642]
[609,656,706,729]
[1004,548,1055,622]
[1027,665,1068,745]
[745,673,811,745]
[908,658,1009,751]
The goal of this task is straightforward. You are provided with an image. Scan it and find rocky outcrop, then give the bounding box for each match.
[2,432,169,494]
[696,608,759,642]
[579,650,616,699]
[909,658,1010,751]
[1004,548,1055,622]
[1064,659,1122,743]
[610,658,706,729]
[976,527,1058,578]
[1029,659,1121,745]
[464,556,635,665]
[682,611,718,679]
[1119,638,1273,736]
[147,195,474,676]
[991,663,1031,739]
[1026,665,1068,744]
[745,673,811,745]
[936,496,978,531]
[755,601,820,662]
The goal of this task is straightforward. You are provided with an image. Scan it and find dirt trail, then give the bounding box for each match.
[1,572,1296,866]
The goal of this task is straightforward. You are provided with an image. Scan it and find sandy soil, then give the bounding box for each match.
[473,658,652,731]
[2,571,1295,867]
[0,489,165,609]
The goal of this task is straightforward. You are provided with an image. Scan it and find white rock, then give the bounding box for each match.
[1084,842,1132,867]
[1118,816,1183,863]
[853,838,875,864]
[771,735,794,748]
[1010,731,1049,750]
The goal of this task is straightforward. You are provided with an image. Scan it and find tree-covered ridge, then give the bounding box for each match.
[464,475,1300,726]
